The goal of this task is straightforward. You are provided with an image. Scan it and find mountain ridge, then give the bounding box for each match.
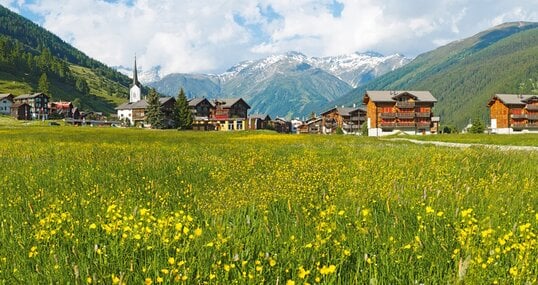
[147,51,409,118]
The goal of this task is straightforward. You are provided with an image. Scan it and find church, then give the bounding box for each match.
[116,57,176,127]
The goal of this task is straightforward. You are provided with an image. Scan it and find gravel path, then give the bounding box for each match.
[387,138,538,152]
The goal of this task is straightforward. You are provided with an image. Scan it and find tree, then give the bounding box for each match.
[175,88,192,129]
[72,98,81,108]
[145,88,164,129]
[360,122,368,136]
[38,72,50,96]
[468,117,485,134]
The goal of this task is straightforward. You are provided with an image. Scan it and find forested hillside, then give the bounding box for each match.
[0,5,130,113]
[332,22,538,128]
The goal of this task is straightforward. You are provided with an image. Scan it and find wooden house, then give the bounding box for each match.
[363,91,437,136]
[488,94,538,134]
[13,93,50,120]
[248,114,272,130]
[116,97,176,127]
[49,101,74,118]
[188,98,216,131]
[298,117,322,134]
[320,106,366,134]
[272,117,292,133]
[11,103,31,120]
[212,98,250,131]
[0,94,14,115]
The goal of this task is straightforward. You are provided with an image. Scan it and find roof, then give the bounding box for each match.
[11,102,30,108]
[0,94,14,101]
[364,91,437,103]
[213,98,251,109]
[51,102,72,109]
[14,93,49,100]
[488,94,537,106]
[116,97,175,110]
[188,98,211,107]
[321,106,365,116]
[249,114,271,120]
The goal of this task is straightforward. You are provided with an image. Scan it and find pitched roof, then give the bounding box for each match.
[364,91,437,103]
[188,97,211,107]
[11,102,30,108]
[14,93,49,100]
[489,94,537,106]
[321,107,364,116]
[0,94,14,101]
[116,97,175,110]
[213,98,250,109]
[249,114,271,120]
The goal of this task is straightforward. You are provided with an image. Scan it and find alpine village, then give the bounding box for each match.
[3,2,538,284]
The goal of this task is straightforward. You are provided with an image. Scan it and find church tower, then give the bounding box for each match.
[129,56,142,103]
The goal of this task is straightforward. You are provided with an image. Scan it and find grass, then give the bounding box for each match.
[0,128,537,284]
[410,133,538,146]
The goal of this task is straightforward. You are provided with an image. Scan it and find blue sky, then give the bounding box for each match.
[1,0,538,75]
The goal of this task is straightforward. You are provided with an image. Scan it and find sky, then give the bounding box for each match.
[2,0,538,75]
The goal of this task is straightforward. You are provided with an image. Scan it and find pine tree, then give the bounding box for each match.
[38,72,50,96]
[145,88,164,129]
[175,88,192,129]
[468,117,485,134]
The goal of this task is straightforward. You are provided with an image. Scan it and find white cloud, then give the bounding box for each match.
[8,0,538,75]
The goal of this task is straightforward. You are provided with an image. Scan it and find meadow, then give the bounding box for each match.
[1,126,537,284]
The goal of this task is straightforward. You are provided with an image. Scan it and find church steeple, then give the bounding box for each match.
[129,55,142,103]
[132,55,140,87]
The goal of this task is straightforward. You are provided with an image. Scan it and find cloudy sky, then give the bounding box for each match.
[2,0,538,75]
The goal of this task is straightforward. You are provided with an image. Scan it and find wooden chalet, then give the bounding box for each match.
[363,91,437,136]
[321,106,366,134]
[11,103,31,120]
[49,101,76,118]
[212,98,250,131]
[272,117,292,133]
[488,94,538,134]
[116,97,176,127]
[188,98,216,131]
[13,93,50,120]
[248,114,272,130]
[298,117,322,134]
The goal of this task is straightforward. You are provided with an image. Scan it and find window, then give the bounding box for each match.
[228,121,234,130]
[237,121,243,130]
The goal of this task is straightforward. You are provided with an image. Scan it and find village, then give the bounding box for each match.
[1,59,538,136]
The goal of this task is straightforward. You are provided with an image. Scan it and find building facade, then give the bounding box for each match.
[0,94,14,115]
[13,93,50,120]
[488,94,538,134]
[11,103,31,120]
[320,106,366,134]
[188,98,250,131]
[363,91,437,136]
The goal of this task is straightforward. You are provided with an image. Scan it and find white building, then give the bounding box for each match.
[0,94,14,115]
[117,57,143,125]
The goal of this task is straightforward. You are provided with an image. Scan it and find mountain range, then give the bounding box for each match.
[146,51,409,118]
[1,3,538,128]
[333,21,538,128]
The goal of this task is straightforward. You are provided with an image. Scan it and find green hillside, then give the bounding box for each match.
[0,5,130,113]
[332,22,538,128]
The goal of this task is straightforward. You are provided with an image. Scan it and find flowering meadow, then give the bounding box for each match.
[1,127,538,284]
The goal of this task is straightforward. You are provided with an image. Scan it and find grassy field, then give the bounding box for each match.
[1,127,537,284]
[409,133,538,146]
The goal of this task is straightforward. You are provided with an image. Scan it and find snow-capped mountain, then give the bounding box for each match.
[147,51,410,118]
[114,65,162,84]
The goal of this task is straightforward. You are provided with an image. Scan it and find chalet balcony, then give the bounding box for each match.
[350,115,367,121]
[416,122,431,128]
[527,114,538,120]
[396,102,415,109]
[380,122,397,128]
[526,105,538,111]
[511,114,527,119]
[415,112,431,118]
[398,112,415,119]
[380,113,397,119]
[397,122,416,128]
[511,123,538,129]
